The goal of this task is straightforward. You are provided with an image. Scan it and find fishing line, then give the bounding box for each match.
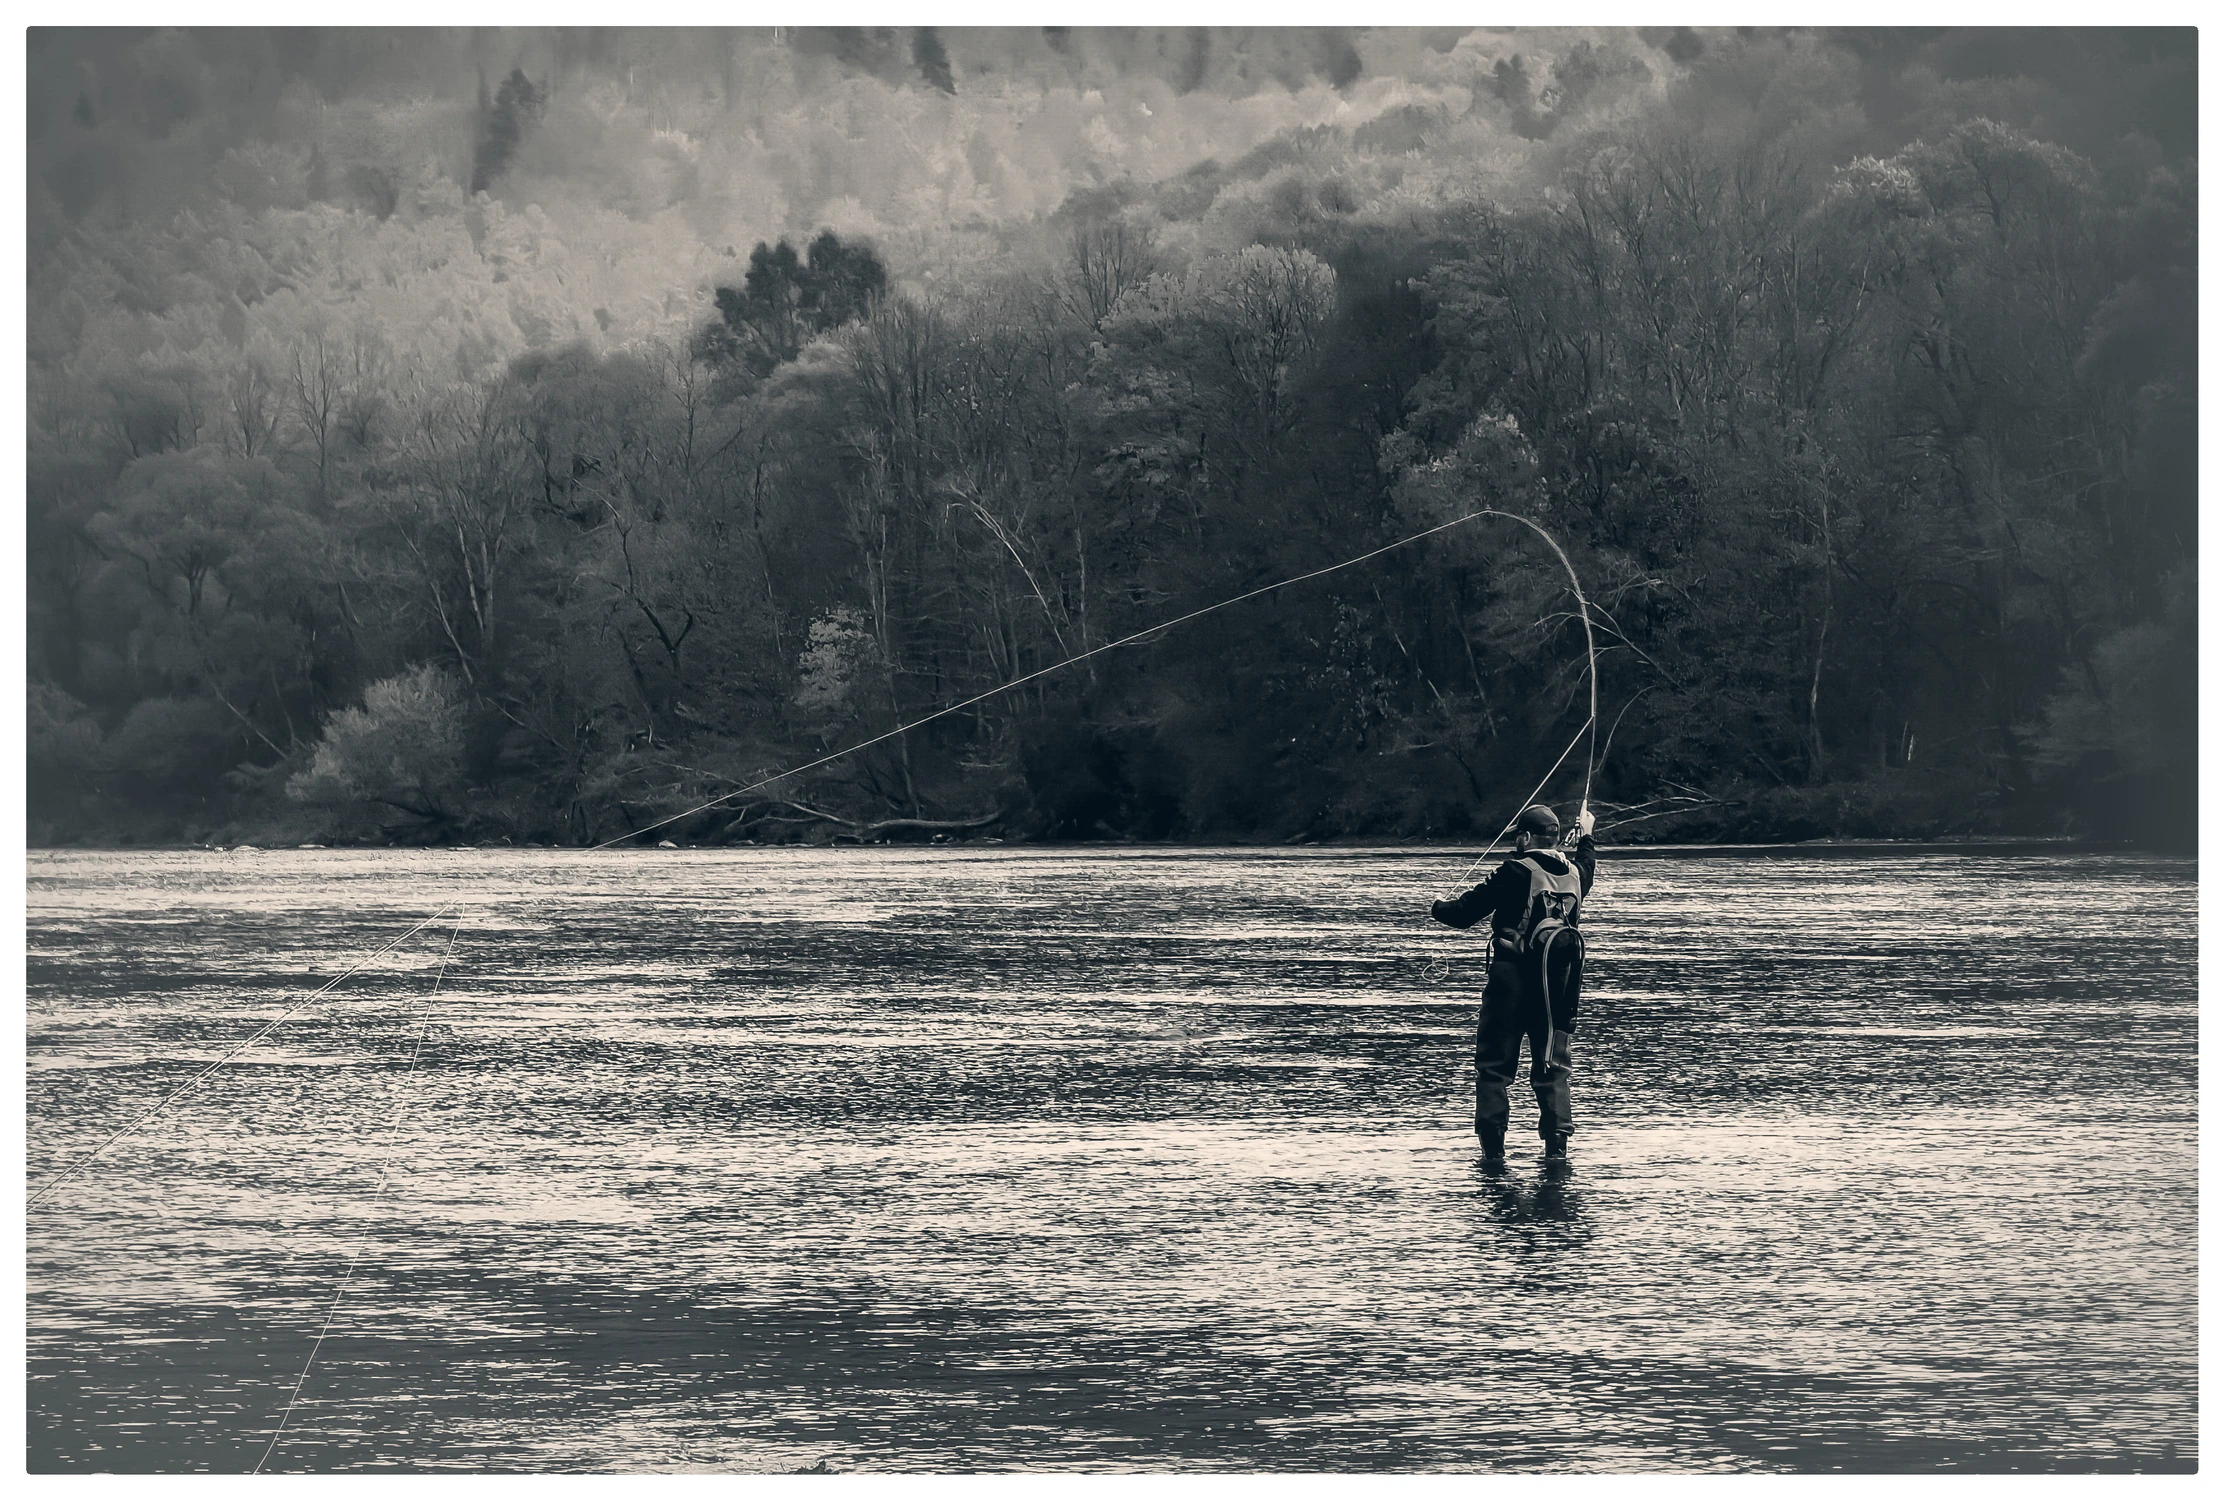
[1406,509,1597,894]
[1443,715,1594,897]
[593,506,1572,852]
[253,918,461,1475]
[1473,511,1599,813]
[27,902,462,1209]
[1591,687,1653,792]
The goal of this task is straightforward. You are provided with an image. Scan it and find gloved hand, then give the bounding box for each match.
[1576,807,1596,838]
[1429,900,1450,925]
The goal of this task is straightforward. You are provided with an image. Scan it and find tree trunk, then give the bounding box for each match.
[1807,485,1832,781]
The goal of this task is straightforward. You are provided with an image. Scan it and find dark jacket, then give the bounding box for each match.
[1429,835,1597,938]
[1431,835,1597,1032]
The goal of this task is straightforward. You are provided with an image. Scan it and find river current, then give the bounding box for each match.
[24,845,2198,1473]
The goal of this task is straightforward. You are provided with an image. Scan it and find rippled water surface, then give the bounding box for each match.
[25,846,2198,1473]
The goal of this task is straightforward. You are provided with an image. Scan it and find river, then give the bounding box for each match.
[24,845,2198,1473]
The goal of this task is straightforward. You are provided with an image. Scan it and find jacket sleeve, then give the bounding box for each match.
[1572,833,1597,897]
[1430,871,1503,929]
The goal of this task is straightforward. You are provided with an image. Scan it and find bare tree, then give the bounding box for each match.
[1060,215,1159,329]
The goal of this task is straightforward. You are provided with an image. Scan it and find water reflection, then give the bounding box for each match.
[1474,1160,1583,1227]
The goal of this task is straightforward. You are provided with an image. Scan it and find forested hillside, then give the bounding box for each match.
[25,27,2197,847]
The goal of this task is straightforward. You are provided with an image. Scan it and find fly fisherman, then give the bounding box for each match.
[1430,803,1597,1162]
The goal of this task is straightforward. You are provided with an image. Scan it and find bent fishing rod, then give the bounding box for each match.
[1441,510,1600,894]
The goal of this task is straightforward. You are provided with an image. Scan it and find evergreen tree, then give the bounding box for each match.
[913,28,956,94]
[471,67,545,193]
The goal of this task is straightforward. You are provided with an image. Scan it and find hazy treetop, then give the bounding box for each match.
[31,26,2194,247]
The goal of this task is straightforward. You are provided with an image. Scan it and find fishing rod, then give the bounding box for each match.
[1476,510,1598,819]
[1441,509,1600,895]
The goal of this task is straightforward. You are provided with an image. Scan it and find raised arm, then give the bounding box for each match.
[1571,832,1597,897]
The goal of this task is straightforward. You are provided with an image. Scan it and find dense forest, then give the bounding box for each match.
[25,27,2198,848]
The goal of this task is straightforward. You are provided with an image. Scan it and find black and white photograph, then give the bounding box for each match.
[18,15,2203,1477]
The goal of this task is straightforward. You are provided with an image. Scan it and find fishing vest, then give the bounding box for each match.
[1495,853,1584,957]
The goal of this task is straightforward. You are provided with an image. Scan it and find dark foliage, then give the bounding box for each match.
[471,67,545,193]
[696,233,888,377]
[912,28,956,95]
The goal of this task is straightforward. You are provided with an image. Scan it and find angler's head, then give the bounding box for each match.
[1512,803,1560,852]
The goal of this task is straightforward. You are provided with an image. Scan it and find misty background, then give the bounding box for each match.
[23,27,2197,848]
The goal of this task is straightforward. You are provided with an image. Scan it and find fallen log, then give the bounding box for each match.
[720,798,1003,841]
